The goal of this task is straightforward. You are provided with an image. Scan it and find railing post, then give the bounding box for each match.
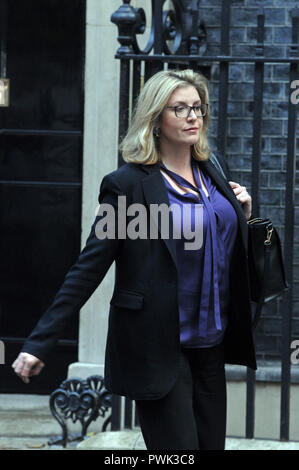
[251,7,265,215]
[118,59,131,167]
[217,0,231,157]
[246,7,265,441]
[111,0,146,168]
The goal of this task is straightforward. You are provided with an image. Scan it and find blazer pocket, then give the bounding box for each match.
[110,290,144,310]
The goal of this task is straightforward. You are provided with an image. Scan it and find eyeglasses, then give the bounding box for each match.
[167,103,209,118]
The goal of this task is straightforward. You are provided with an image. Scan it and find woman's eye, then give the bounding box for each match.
[176,106,186,112]
[194,106,201,112]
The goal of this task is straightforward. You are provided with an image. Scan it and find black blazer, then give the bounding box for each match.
[22,156,256,400]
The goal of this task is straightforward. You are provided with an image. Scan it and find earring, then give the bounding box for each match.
[153,127,160,138]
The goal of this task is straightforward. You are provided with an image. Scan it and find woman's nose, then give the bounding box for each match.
[187,108,197,119]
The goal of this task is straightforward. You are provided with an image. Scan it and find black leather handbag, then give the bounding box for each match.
[247,217,288,329]
[210,152,288,329]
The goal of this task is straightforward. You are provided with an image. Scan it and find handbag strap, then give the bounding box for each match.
[209,152,229,180]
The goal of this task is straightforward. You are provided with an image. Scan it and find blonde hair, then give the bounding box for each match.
[120,69,211,165]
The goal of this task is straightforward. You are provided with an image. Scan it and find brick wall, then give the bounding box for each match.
[199,0,299,360]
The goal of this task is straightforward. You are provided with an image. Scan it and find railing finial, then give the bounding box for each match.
[111,1,145,56]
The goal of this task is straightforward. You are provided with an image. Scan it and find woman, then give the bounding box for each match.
[12,69,255,450]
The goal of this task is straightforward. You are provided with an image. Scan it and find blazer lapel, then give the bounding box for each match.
[141,164,178,269]
[199,159,248,249]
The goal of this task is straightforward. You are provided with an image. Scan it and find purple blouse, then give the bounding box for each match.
[160,157,238,348]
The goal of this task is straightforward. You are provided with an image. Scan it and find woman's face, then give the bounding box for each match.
[158,85,203,149]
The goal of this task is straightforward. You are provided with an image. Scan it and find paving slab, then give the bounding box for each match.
[1,433,299,451]
[226,437,299,450]
[0,437,68,451]
[76,430,299,451]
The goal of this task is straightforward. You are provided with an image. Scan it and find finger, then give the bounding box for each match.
[21,375,30,384]
[237,190,250,199]
[235,185,246,192]
[13,359,26,375]
[18,360,37,377]
[16,372,30,384]
[13,354,44,382]
[12,354,40,383]
[229,181,239,188]
[236,194,249,204]
[233,188,243,196]
[31,362,45,376]
[229,181,247,193]
[12,354,24,369]
[235,188,248,198]
[12,353,27,370]
[21,376,30,384]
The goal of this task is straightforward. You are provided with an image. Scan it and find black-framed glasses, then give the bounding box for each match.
[167,103,209,118]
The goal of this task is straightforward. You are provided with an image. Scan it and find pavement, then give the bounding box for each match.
[1,394,299,451]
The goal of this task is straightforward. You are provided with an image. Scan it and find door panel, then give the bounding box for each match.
[0,0,86,393]
[0,135,82,181]
[5,0,84,131]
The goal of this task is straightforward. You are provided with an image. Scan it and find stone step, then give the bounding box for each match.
[0,394,105,439]
[0,394,60,437]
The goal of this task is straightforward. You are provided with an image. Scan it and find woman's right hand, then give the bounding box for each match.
[12,352,45,384]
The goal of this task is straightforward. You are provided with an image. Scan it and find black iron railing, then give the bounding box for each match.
[48,375,112,448]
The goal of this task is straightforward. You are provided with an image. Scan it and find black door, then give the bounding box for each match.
[0,0,86,393]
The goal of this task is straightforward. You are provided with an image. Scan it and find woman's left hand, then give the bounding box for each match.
[229,181,252,220]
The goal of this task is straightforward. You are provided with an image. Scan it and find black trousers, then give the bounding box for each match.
[135,343,227,450]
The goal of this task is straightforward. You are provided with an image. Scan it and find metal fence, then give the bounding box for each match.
[110,0,299,441]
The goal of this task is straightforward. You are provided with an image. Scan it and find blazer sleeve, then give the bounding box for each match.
[21,172,125,362]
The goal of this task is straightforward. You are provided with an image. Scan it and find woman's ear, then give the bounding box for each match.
[153,127,161,138]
